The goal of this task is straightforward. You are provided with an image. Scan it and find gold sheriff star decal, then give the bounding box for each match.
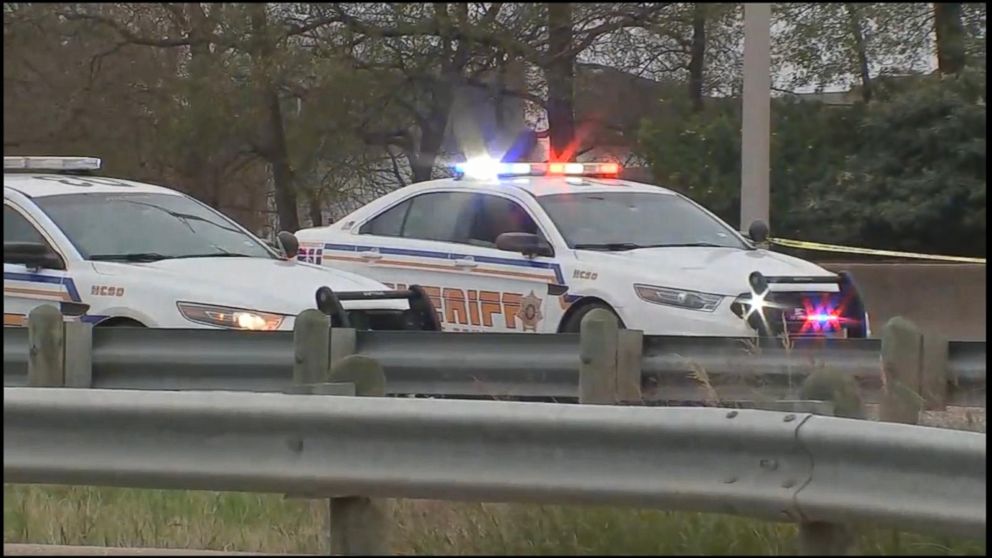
[518,290,544,332]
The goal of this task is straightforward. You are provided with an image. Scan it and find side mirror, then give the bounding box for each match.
[747,220,769,244]
[4,241,62,270]
[495,232,553,258]
[277,231,299,259]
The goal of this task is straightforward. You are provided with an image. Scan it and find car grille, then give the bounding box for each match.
[730,291,852,338]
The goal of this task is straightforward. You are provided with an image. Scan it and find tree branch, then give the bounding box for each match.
[385,146,409,187]
[462,74,547,107]
[58,11,192,48]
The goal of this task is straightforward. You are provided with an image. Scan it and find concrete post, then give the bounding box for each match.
[741,2,772,230]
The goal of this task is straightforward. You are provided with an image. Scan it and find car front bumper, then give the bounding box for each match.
[620,271,870,339]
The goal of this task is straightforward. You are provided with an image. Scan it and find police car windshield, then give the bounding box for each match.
[33,192,276,260]
[538,192,747,250]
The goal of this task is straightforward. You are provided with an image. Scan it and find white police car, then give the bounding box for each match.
[295,159,870,338]
[3,156,438,331]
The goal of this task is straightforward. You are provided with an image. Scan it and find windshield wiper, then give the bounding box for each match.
[167,253,257,259]
[574,242,736,251]
[90,253,171,262]
[573,242,645,251]
[637,242,730,248]
[90,252,258,262]
[121,200,245,235]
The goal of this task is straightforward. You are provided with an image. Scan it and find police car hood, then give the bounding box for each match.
[576,246,838,295]
[92,257,406,312]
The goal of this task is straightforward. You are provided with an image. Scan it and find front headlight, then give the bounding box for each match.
[633,284,723,312]
[176,302,285,331]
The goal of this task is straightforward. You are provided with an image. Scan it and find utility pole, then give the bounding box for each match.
[740,3,771,231]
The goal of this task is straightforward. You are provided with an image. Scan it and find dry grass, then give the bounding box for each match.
[3,485,986,556]
[681,332,988,434]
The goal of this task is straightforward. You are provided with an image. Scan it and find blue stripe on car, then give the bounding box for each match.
[320,243,568,285]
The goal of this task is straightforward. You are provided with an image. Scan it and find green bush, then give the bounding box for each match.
[636,72,986,257]
[815,71,986,256]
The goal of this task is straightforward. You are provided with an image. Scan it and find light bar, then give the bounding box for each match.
[453,159,536,180]
[452,159,621,180]
[3,156,102,171]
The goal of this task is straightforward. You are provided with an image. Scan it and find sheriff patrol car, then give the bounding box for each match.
[294,159,870,338]
[3,156,425,331]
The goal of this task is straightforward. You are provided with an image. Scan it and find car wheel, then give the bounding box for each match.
[561,301,624,333]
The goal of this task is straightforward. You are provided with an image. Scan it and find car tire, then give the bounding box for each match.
[561,301,624,333]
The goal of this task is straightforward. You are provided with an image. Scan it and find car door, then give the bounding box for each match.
[3,203,73,326]
[439,193,564,333]
[322,191,478,329]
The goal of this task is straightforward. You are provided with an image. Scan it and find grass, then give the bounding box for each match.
[4,485,986,555]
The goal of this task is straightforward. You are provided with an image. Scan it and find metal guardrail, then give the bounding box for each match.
[3,387,985,539]
[3,328,28,387]
[356,330,580,398]
[640,335,885,402]
[2,325,985,406]
[90,328,295,392]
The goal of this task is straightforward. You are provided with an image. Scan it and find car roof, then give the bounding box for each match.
[3,172,183,199]
[404,175,679,199]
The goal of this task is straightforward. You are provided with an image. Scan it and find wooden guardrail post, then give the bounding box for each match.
[293,309,331,388]
[579,309,641,404]
[330,326,358,369]
[579,309,617,404]
[27,305,96,388]
[292,310,387,555]
[799,369,865,420]
[327,355,389,556]
[920,333,949,411]
[798,521,856,556]
[794,369,866,555]
[63,320,93,388]
[27,305,65,387]
[615,329,643,403]
[880,317,925,425]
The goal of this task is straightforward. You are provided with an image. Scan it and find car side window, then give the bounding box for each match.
[4,205,46,246]
[399,192,476,243]
[466,195,540,247]
[359,199,411,237]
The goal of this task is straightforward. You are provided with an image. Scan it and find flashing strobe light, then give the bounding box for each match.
[599,163,619,175]
[740,271,790,334]
[3,156,102,171]
[452,159,621,180]
[798,298,851,335]
[454,157,505,180]
[547,162,619,176]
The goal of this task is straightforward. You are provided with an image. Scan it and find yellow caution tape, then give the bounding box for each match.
[770,237,987,264]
